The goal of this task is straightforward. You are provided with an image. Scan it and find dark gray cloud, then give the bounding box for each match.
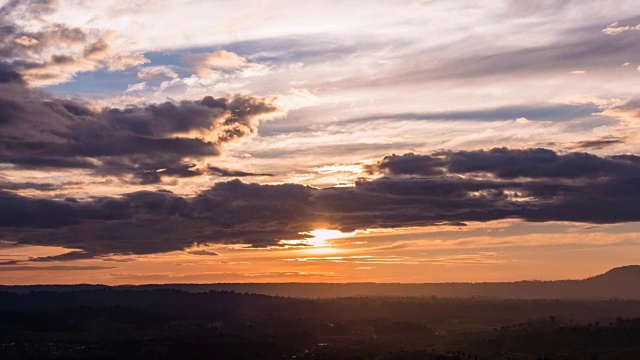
[366,153,446,176]
[0,180,317,260]
[573,137,626,150]
[539,137,628,151]
[207,166,274,177]
[187,250,219,256]
[0,69,278,184]
[0,155,97,169]
[322,149,640,230]
[2,149,640,261]
[0,63,25,85]
[0,180,59,192]
[371,148,640,180]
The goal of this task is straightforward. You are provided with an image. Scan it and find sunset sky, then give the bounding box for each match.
[2,0,640,284]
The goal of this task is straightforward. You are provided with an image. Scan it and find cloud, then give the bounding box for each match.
[366,153,446,176]
[362,17,640,88]
[602,21,640,36]
[345,103,600,124]
[573,137,625,150]
[0,69,279,183]
[126,82,147,92]
[0,20,96,85]
[369,148,639,180]
[186,250,219,256]
[188,50,254,76]
[83,36,110,59]
[0,180,317,259]
[505,0,576,16]
[0,64,25,84]
[281,252,505,265]
[0,1,148,85]
[3,149,640,261]
[137,65,178,81]
[207,166,274,177]
[0,265,115,271]
[107,52,150,71]
[0,180,60,192]
[319,151,640,230]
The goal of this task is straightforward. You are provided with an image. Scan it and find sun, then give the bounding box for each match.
[307,229,348,241]
[304,229,353,246]
[278,229,354,248]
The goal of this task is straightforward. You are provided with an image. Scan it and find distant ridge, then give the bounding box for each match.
[585,265,640,281]
[578,265,640,299]
[1,265,639,299]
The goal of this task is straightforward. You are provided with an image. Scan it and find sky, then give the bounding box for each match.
[1,0,640,284]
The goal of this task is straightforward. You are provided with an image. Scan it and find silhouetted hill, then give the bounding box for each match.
[577,265,640,299]
[585,265,640,283]
[2,265,639,299]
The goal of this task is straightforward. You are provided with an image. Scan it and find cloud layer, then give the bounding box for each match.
[0,67,278,184]
[2,148,640,261]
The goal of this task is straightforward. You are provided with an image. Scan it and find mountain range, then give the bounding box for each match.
[2,265,640,299]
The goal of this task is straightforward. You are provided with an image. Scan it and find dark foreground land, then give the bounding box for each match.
[1,289,640,360]
[2,266,640,359]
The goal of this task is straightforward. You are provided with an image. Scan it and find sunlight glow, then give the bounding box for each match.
[279,229,354,247]
[307,229,353,242]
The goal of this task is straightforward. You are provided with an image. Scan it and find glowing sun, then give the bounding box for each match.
[278,229,354,247]
[306,229,352,245]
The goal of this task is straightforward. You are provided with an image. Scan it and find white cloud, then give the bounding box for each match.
[188,50,252,77]
[126,82,148,92]
[602,21,640,35]
[107,52,150,71]
[137,65,179,81]
[14,35,39,47]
